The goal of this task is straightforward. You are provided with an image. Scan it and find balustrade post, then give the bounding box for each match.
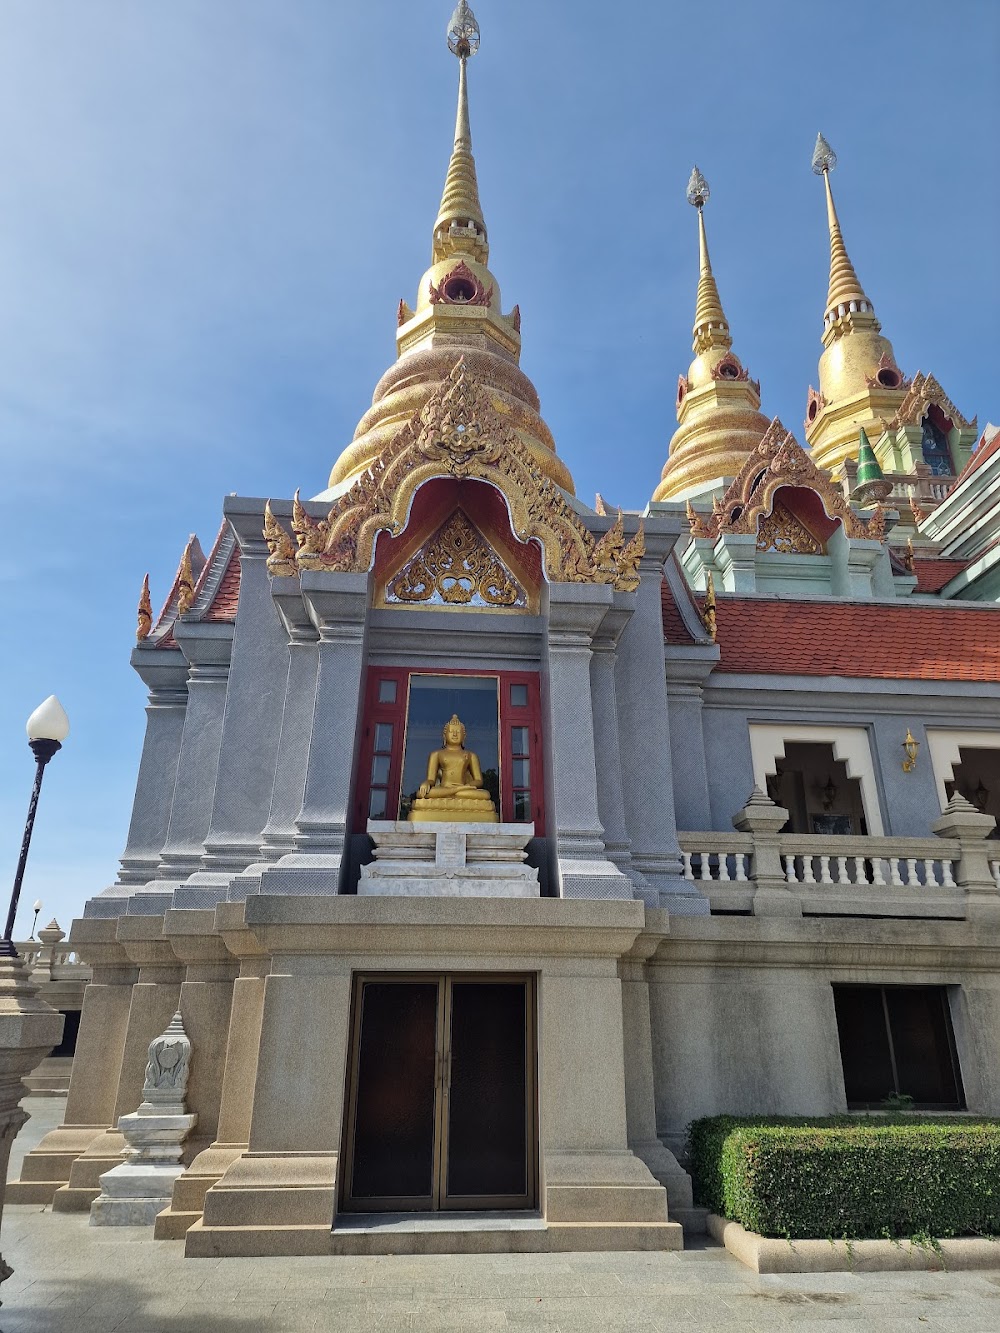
[732,788,802,917]
[932,795,1000,921]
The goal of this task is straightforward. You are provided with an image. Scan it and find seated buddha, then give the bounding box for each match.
[407,715,499,823]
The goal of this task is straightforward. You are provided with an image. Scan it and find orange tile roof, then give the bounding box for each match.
[204,548,241,622]
[661,575,696,644]
[705,597,1000,681]
[912,557,969,593]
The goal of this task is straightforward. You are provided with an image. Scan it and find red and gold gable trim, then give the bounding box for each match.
[265,358,644,592]
[686,418,885,544]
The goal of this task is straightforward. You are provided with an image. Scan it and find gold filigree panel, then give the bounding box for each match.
[756,500,824,555]
[383,509,528,611]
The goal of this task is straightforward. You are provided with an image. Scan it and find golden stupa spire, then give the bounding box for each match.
[687,167,731,355]
[433,3,488,265]
[811,134,876,328]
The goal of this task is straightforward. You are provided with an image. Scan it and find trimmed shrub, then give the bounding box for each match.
[688,1115,1000,1240]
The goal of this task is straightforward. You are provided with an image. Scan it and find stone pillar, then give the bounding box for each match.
[0,957,64,1293]
[170,906,269,1244]
[664,654,717,832]
[732,788,800,918]
[544,583,632,899]
[151,909,239,1238]
[84,653,188,918]
[256,572,369,895]
[932,795,1000,921]
[189,507,291,899]
[256,584,320,864]
[9,919,137,1204]
[117,656,189,888]
[614,528,708,913]
[590,594,641,887]
[150,621,233,900]
[618,917,693,1216]
[539,951,681,1250]
[188,957,352,1256]
[52,916,183,1212]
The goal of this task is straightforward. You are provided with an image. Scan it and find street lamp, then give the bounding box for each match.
[30,901,42,941]
[2,697,70,958]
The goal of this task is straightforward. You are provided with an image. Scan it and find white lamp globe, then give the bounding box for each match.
[26,696,70,743]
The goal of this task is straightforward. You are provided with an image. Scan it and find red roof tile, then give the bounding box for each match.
[204,548,241,622]
[912,558,969,593]
[661,576,697,644]
[704,597,1000,681]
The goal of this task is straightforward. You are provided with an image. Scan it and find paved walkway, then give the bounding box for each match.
[4,1099,1000,1332]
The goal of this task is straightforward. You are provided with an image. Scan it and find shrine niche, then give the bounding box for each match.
[381,508,529,612]
[263,358,644,591]
[756,500,825,556]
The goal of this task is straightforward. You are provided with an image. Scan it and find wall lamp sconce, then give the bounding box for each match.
[822,777,838,810]
[902,729,920,773]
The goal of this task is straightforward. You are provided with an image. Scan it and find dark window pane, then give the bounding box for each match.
[447,983,528,1199]
[511,726,529,757]
[351,983,438,1200]
[886,987,963,1108]
[510,684,529,707]
[512,758,530,788]
[833,986,894,1107]
[513,791,530,821]
[374,722,393,753]
[378,678,398,704]
[370,754,390,785]
[368,788,387,818]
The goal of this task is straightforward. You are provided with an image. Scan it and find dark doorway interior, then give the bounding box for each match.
[833,984,964,1110]
[341,974,536,1214]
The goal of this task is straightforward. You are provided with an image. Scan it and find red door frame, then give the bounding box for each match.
[354,667,545,835]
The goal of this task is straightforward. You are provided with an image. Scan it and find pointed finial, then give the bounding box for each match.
[686,166,710,208]
[447,2,480,58]
[851,426,893,507]
[137,573,152,641]
[811,132,837,175]
[434,5,488,263]
[702,571,718,642]
[812,135,875,325]
[176,540,196,616]
[686,167,730,355]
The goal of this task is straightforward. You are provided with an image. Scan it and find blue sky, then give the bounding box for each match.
[1,0,997,932]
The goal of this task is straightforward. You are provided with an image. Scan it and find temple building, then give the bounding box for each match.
[12,4,1000,1257]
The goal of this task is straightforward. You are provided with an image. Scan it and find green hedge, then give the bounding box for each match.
[688,1116,1000,1240]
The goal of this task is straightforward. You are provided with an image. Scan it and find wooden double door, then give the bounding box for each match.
[341,974,536,1212]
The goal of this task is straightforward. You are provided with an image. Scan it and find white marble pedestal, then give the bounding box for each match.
[361,822,540,897]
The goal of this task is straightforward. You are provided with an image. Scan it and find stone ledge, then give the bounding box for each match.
[708,1214,1000,1273]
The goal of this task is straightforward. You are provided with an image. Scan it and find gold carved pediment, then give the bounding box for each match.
[381,509,529,612]
[756,500,824,555]
[264,358,644,592]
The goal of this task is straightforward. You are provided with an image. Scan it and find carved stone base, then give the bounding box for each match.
[361,821,538,897]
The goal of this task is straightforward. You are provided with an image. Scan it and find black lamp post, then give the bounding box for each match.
[2,696,69,959]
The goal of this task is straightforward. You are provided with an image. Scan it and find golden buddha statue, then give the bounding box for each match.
[407,714,499,823]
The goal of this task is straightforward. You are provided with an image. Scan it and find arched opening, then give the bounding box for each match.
[920,404,954,476]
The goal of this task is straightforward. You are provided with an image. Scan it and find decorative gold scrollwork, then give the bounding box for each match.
[385,510,526,609]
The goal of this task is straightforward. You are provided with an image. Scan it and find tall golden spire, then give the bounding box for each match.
[322,1,575,499]
[687,168,731,355]
[811,134,875,326]
[652,168,769,503]
[805,134,905,478]
[433,3,488,265]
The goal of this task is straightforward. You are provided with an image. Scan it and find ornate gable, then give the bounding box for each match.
[686,418,883,544]
[381,508,528,610]
[889,371,974,432]
[265,358,644,591]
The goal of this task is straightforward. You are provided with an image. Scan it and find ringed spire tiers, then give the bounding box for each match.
[323,2,574,499]
[804,133,907,478]
[653,168,769,503]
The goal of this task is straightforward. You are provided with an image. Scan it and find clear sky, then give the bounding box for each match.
[1,0,997,933]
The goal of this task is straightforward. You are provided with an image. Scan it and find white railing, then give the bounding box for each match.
[992,860,1000,890]
[679,831,970,916]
